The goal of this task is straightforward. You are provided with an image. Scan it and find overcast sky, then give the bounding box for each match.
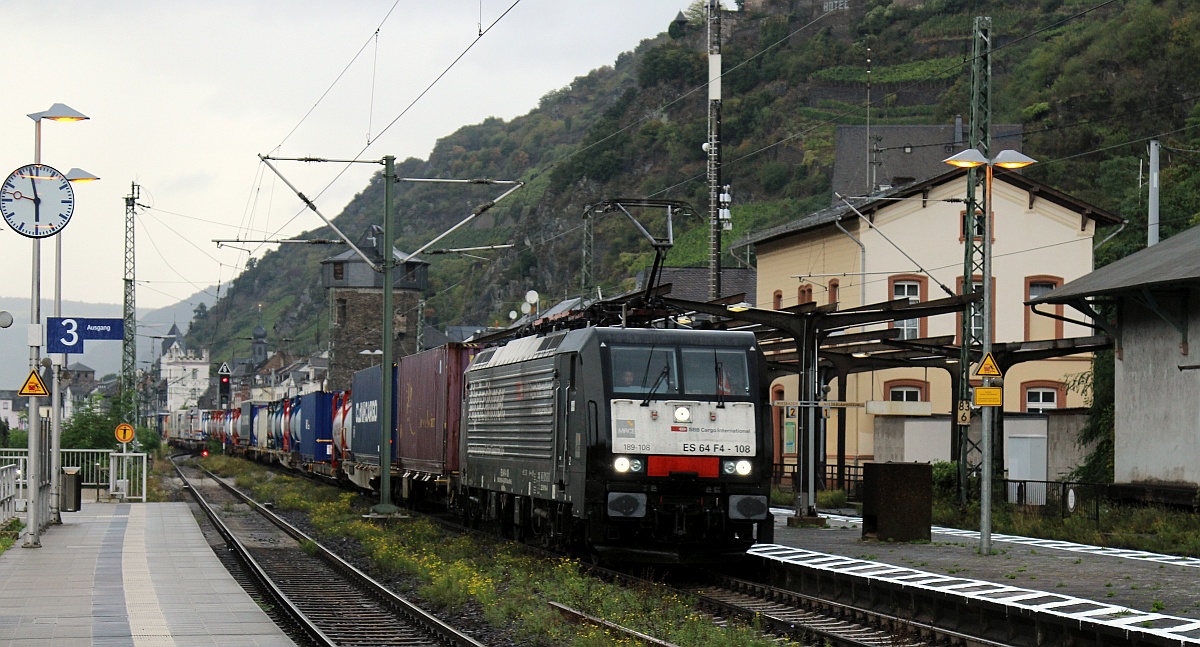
[0,2,685,317]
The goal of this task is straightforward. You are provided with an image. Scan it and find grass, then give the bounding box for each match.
[0,518,22,554]
[931,492,1200,558]
[202,455,782,647]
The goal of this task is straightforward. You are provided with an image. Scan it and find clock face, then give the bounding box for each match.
[0,164,75,239]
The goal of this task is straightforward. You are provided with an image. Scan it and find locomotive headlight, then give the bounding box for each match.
[723,460,753,476]
[673,406,692,423]
[614,456,644,473]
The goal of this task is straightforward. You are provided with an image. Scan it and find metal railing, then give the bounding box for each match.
[108,452,148,502]
[0,447,148,505]
[771,463,865,502]
[0,464,16,527]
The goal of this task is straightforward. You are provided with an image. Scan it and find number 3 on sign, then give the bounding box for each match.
[59,318,79,348]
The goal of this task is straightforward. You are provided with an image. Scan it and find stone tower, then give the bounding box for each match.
[320,225,429,391]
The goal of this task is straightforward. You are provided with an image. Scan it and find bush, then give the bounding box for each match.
[817,489,848,509]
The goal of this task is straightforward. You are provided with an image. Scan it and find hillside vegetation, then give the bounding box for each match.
[187,0,1200,378]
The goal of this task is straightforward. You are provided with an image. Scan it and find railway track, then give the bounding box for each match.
[682,572,1015,647]
[174,458,486,647]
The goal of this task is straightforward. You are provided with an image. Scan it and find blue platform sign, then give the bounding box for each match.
[46,317,125,354]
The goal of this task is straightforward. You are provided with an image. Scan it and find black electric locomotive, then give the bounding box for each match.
[458,326,773,563]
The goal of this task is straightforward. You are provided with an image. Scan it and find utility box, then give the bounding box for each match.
[61,466,82,512]
[861,462,931,542]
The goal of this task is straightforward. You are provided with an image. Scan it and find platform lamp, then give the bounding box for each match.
[46,168,100,526]
[20,103,89,546]
[943,148,1037,555]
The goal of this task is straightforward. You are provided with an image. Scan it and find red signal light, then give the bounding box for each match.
[201,449,209,458]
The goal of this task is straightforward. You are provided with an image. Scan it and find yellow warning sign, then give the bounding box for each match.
[975,352,1003,377]
[115,423,136,444]
[973,386,1003,407]
[18,369,49,397]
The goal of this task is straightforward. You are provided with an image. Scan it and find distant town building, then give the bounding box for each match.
[157,324,210,412]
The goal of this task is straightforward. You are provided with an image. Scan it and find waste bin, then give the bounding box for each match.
[61,466,82,512]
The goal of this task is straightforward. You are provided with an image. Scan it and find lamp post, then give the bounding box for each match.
[48,167,98,525]
[943,148,1036,555]
[22,103,88,546]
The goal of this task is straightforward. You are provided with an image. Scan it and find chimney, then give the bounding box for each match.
[954,115,963,146]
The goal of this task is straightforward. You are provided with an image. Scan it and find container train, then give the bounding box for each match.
[166,326,774,563]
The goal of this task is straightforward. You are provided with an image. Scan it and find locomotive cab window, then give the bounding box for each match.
[681,348,749,397]
[609,346,679,395]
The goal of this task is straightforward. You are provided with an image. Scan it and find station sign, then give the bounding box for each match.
[46,317,124,354]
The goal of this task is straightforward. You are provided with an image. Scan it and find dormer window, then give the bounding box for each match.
[333,262,345,281]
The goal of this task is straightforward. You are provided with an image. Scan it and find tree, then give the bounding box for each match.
[61,402,122,450]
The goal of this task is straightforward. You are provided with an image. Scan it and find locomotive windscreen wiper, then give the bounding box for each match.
[714,355,726,409]
[641,366,670,407]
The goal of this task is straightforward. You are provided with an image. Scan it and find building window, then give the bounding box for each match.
[890,387,922,402]
[828,279,839,305]
[884,379,928,402]
[797,284,813,305]
[888,274,927,340]
[336,298,347,326]
[959,209,993,241]
[333,262,345,281]
[773,290,783,310]
[191,369,197,379]
[1025,275,1064,341]
[1023,381,1064,413]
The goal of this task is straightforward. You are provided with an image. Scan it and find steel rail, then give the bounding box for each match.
[194,464,487,647]
[174,461,337,647]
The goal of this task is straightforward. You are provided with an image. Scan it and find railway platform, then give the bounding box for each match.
[763,509,1200,644]
[0,501,295,647]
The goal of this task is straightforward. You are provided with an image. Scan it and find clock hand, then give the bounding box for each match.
[29,172,40,223]
[2,190,35,201]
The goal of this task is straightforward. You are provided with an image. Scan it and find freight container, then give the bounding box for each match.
[295,391,335,463]
[346,364,396,490]
[396,344,476,478]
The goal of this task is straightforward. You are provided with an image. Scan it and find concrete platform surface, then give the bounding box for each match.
[0,502,295,647]
[771,510,1200,623]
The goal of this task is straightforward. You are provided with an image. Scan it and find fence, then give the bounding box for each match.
[0,447,148,508]
[0,464,16,528]
[771,463,865,502]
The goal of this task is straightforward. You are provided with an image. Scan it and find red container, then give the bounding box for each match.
[395,344,476,478]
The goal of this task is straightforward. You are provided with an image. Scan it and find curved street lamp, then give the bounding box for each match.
[23,102,89,546]
[943,148,1037,556]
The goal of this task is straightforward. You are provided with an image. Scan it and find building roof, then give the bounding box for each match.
[320,224,427,266]
[735,167,1122,250]
[67,362,94,373]
[831,121,1025,201]
[635,266,757,304]
[1030,225,1200,304]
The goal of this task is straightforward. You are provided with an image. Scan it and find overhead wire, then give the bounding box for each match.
[258,0,524,243]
